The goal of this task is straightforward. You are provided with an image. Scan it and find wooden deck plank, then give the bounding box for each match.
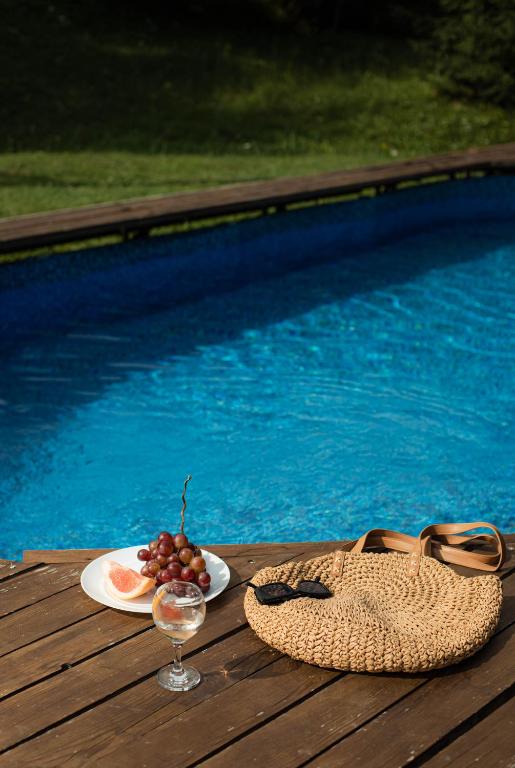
[0,608,144,698]
[189,568,515,768]
[304,627,515,768]
[0,628,278,768]
[1,143,514,252]
[0,548,308,693]
[0,585,245,751]
[198,670,424,768]
[21,541,344,564]
[0,559,41,582]
[0,563,83,617]
[422,696,515,767]
[198,624,515,768]
[0,544,328,660]
[1,549,511,767]
[72,569,515,768]
[0,584,105,657]
[0,545,324,749]
[93,654,340,768]
[0,539,513,765]
[0,544,331,759]
[23,549,116,563]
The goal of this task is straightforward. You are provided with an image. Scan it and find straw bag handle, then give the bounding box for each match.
[417,521,507,572]
[348,522,506,575]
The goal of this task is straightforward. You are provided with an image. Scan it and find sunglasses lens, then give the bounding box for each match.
[298,580,331,597]
[261,582,295,598]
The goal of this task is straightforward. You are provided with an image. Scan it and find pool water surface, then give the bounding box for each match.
[1,181,514,559]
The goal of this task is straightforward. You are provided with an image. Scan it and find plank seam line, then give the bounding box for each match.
[0,555,255,645]
[0,623,251,755]
[1,550,509,754]
[0,551,318,750]
[0,562,43,584]
[0,548,306,666]
[292,621,515,768]
[294,679,432,768]
[0,575,85,622]
[19,544,307,562]
[110,645,286,744]
[0,605,107,661]
[0,610,150,703]
[409,682,515,768]
[192,671,347,768]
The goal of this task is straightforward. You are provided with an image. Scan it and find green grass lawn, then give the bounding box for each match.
[1,1,514,218]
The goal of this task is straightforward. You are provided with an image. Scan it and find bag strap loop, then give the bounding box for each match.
[350,528,414,555]
[347,522,507,575]
[417,521,506,572]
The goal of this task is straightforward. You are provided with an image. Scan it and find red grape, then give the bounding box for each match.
[159,570,175,582]
[158,531,173,542]
[190,556,206,574]
[174,533,188,550]
[178,547,193,565]
[149,540,158,553]
[197,571,211,593]
[147,561,161,576]
[155,571,165,585]
[167,553,180,565]
[167,562,182,578]
[157,542,172,557]
[140,564,151,577]
[137,548,151,562]
[156,555,168,568]
[180,567,196,583]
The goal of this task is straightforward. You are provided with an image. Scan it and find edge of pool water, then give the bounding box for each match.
[1,173,515,559]
[1,176,515,342]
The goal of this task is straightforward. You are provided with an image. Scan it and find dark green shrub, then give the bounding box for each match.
[431,0,515,105]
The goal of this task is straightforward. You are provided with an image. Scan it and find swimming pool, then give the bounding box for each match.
[1,177,514,559]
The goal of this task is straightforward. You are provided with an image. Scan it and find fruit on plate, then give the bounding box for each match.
[178,547,193,564]
[167,562,182,579]
[136,475,212,593]
[180,566,196,582]
[174,533,188,550]
[197,571,211,594]
[190,555,206,574]
[103,560,155,600]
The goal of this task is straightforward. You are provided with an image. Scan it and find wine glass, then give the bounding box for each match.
[152,580,206,691]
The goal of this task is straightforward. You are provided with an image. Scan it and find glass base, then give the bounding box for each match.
[157,663,202,692]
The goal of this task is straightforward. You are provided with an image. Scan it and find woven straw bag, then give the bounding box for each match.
[244,522,507,673]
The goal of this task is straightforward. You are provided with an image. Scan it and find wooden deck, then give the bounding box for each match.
[0,538,513,767]
[1,142,515,253]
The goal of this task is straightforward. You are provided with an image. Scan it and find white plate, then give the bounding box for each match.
[80,546,230,613]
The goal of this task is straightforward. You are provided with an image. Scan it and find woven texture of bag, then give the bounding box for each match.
[244,522,506,673]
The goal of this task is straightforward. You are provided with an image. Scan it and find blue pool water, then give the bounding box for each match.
[1,178,514,559]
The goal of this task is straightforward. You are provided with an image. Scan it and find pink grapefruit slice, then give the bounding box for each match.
[102,560,155,601]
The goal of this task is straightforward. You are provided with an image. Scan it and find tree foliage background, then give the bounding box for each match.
[206,0,515,106]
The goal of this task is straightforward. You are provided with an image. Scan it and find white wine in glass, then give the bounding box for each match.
[152,580,206,691]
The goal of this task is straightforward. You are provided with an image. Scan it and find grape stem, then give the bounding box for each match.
[180,474,192,534]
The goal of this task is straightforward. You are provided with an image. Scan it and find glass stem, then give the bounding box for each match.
[172,642,184,676]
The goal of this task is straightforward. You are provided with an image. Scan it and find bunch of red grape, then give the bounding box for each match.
[137,531,211,593]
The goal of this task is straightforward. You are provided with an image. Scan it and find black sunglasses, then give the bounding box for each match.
[247,576,332,606]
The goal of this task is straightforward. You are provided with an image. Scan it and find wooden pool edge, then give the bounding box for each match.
[20,535,515,564]
[1,142,515,254]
